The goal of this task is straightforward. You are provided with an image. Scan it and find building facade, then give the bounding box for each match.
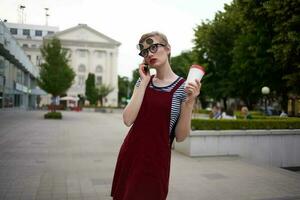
[5,22,121,107]
[0,21,39,109]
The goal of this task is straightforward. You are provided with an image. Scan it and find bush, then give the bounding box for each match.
[44,112,62,119]
[193,109,211,114]
[191,119,300,130]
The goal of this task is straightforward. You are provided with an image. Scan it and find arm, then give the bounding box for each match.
[123,63,150,127]
[175,80,201,142]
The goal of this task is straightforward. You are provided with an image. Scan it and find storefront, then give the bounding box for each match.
[0,21,39,109]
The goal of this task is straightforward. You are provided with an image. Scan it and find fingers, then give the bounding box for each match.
[138,63,150,82]
[185,81,201,96]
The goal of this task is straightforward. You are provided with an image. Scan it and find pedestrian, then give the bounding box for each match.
[241,106,252,119]
[222,108,237,119]
[209,102,222,119]
[111,31,201,200]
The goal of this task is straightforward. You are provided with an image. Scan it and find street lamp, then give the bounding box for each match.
[261,86,270,115]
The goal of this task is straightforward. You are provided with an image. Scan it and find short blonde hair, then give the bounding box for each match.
[138,31,171,62]
[241,106,249,114]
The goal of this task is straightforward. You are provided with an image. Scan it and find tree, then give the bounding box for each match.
[38,37,75,111]
[118,75,131,106]
[171,51,195,79]
[265,0,300,110]
[85,73,97,106]
[97,84,114,106]
[193,3,240,109]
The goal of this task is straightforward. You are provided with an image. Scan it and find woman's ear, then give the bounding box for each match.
[165,44,171,54]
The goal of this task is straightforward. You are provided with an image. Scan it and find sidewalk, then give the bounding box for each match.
[0,110,299,200]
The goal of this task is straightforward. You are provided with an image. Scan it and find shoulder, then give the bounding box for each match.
[174,77,187,99]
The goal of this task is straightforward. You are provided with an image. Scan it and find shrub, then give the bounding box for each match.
[191,119,300,130]
[44,112,62,119]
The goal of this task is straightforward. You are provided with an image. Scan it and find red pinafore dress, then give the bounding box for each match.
[111,76,185,200]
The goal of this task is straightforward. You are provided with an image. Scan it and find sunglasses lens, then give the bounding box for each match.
[146,38,154,45]
[140,49,148,57]
[137,43,144,50]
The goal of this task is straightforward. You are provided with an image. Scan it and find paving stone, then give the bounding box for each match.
[0,110,299,200]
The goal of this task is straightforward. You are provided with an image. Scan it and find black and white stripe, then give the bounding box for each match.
[136,77,187,134]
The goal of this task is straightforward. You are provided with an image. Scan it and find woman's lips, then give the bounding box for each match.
[149,58,157,65]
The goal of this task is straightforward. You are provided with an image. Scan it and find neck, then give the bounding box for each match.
[155,63,177,80]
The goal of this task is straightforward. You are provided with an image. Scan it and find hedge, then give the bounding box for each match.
[44,112,62,119]
[191,119,300,130]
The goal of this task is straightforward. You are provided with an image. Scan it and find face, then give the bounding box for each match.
[138,36,170,67]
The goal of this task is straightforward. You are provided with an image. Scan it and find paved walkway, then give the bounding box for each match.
[0,110,300,200]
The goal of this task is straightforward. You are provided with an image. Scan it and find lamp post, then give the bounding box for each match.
[261,86,270,115]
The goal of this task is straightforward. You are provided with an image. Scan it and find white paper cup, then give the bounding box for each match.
[185,64,205,88]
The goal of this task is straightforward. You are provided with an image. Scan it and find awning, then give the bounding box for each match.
[31,87,47,95]
[60,96,79,101]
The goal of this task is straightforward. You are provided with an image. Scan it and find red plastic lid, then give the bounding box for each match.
[191,64,205,74]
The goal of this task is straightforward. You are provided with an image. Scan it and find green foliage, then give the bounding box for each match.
[97,84,114,106]
[193,5,241,109]
[44,112,62,119]
[118,75,131,105]
[131,68,140,90]
[191,118,300,130]
[38,38,75,98]
[265,0,300,95]
[190,0,300,111]
[85,73,97,105]
[171,51,195,78]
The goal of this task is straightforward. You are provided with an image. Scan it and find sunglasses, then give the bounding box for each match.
[138,43,165,58]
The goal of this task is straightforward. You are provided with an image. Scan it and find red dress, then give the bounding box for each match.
[111,77,185,200]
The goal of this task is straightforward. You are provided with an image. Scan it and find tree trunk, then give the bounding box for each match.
[281,91,288,114]
[222,97,227,111]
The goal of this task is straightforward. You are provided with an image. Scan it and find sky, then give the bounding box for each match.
[0,0,232,79]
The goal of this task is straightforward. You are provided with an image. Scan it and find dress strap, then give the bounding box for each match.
[170,78,185,94]
[145,75,155,88]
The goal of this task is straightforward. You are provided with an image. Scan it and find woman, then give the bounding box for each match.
[111,31,201,200]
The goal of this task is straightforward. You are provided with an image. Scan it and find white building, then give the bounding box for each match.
[5,22,121,107]
[0,21,40,109]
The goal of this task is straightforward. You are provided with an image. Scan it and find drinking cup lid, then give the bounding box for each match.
[191,64,205,74]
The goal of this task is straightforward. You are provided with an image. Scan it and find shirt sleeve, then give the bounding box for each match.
[180,81,188,102]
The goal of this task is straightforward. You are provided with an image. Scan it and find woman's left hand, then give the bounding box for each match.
[184,79,201,105]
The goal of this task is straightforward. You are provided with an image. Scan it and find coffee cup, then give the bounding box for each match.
[185,64,205,88]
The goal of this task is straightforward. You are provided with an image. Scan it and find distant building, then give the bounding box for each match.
[5,22,121,107]
[0,21,40,109]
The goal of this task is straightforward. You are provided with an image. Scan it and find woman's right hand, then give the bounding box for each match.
[138,62,151,84]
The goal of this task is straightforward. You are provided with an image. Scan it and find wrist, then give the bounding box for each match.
[139,79,149,88]
[184,98,195,108]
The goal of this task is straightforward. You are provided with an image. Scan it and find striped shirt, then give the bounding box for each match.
[136,77,187,134]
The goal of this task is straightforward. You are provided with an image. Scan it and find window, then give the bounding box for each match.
[36,56,41,66]
[31,44,37,48]
[16,69,22,83]
[10,28,17,35]
[95,65,103,73]
[0,59,5,75]
[35,30,42,36]
[23,29,30,36]
[96,76,102,85]
[27,55,31,60]
[78,75,85,86]
[47,31,54,35]
[22,44,29,48]
[78,64,86,73]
